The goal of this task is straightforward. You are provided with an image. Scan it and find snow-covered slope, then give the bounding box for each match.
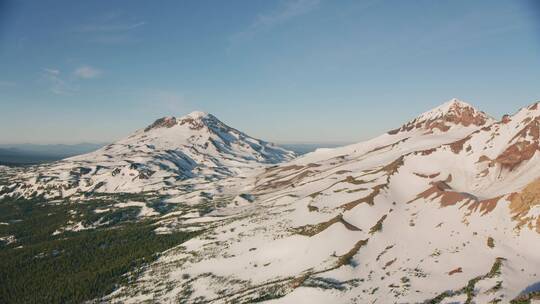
[388,98,493,135]
[0,111,295,198]
[105,99,540,303]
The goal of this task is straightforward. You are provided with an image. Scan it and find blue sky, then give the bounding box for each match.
[1,0,539,144]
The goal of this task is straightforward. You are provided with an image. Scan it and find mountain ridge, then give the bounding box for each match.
[0,111,295,198]
[100,98,540,303]
[1,99,540,303]
[388,98,495,135]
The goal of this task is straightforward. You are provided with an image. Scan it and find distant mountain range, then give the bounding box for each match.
[0,142,335,165]
[0,143,105,165]
[279,143,350,155]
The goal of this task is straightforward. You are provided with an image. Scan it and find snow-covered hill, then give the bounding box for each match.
[0,111,295,198]
[104,99,540,303]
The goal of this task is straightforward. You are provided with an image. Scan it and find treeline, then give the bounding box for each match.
[0,197,197,303]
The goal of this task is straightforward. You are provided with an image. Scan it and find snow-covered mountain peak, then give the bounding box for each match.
[427,97,473,113]
[100,99,540,304]
[388,98,494,135]
[415,98,492,126]
[141,111,236,139]
[3,99,540,304]
[185,110,210,119]
[3,111,296,198]
[143,111,213,132]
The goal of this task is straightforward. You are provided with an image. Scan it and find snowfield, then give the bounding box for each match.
[2,99,540,303]
[0,111,295,199]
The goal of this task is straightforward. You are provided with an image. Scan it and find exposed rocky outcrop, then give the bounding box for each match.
[388,98,493,135]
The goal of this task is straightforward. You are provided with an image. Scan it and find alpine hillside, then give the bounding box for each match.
[103,99,540,303]
[0,111,295,199]
[1,99,539,304]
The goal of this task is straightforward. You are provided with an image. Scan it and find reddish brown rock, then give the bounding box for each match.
[495,117,540,170]
[414,172,441,179]
[144,116,177,132]
[477,155,491,163]
[465,196,502,215]
[388,100,490,135]
[448,136,471,154]
[509,178,540,234]
[419,148,436,156]
[409,178,501,216]
[178,117,205,130]
[448,267,463,275]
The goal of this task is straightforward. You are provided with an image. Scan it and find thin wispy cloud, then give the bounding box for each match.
[41,65,102,94]
[231,0,321,41]
[90,34,141,45]
[74,65,102,79]
[41,68,79,95]
[75,12,146,45]
[43,68,60,76]
[77,21,146,33]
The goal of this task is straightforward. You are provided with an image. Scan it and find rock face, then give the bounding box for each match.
[495,116,540,170]
[103,99,540,304]
[1,111,295,198]
[144,116,178,131]
[509,178,540,233]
